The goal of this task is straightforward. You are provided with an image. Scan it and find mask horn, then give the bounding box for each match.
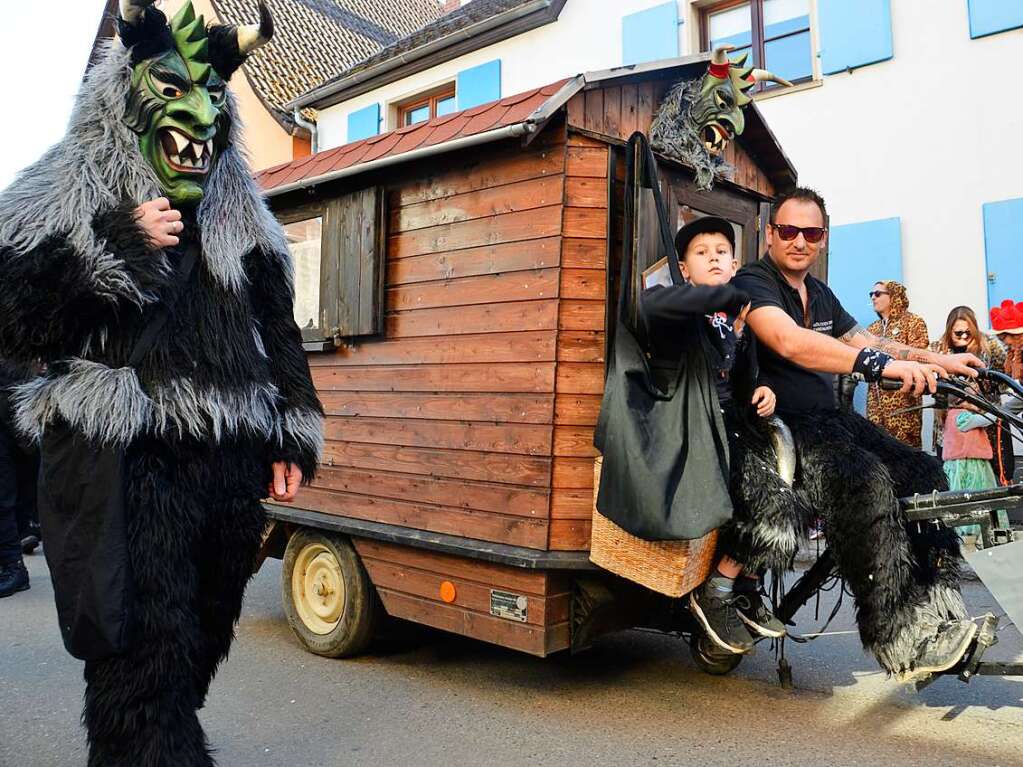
[119,0,157,25]
[236,0,274,55]
[749,68,793,88]
[711,44,736,66]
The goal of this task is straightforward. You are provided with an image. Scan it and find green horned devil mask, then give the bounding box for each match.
[118,0,274,205]
[650,44,790,191]
[692,45,791,155]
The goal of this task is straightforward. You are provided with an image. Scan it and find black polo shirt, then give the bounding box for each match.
[733,256,857,415]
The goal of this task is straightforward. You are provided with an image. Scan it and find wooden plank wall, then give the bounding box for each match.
[566,79,775,199]
[550,132,609,552]
[305,131,566,552]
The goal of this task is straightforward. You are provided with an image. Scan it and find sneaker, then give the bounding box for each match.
[21,533,40,555]
[690,585,754,655]
[904,620,978,680]
[0,559,30,598]
[733,583,787,639]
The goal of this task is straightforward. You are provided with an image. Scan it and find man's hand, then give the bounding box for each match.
[882,360,947,395]
[926,351,984,378]
[268,461,303,502]
[134,197,183,248]
[751,386,776,417]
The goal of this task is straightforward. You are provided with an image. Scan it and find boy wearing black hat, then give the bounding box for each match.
[640,217,800,655]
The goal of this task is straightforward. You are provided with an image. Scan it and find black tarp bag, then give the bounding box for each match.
[593,133,732,541]
[37,244,197,661]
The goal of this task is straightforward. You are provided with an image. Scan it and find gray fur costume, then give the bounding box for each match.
[0,37,322,767]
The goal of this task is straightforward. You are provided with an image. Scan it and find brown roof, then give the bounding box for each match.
[257,78,571,193]
[256,55,799,198]
[208,0,445,128]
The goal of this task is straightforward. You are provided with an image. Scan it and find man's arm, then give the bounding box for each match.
[837,324,983,377]
[746,306,945,394]
[746,306,859,372]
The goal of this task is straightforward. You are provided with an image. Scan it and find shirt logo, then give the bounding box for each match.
[812,320,833,334]
[706,312,733,339]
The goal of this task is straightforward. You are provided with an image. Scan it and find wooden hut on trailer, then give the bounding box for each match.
[256,54,799,660]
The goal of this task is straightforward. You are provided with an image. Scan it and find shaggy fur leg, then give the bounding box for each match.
[719,423,812,571]
[835,413,967,643]
[193,495,267,707]
[791,412,966,675]
[82,447,213,767]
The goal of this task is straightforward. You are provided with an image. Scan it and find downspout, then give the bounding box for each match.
[292,108,318,154]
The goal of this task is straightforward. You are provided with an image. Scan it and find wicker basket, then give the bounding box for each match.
[589,456,717,597]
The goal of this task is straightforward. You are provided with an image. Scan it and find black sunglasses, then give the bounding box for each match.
[953,330,972,339]
[868,290,889,299]
[771,223,827,243]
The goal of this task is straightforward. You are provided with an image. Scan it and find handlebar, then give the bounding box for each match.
[879,374,1023,431]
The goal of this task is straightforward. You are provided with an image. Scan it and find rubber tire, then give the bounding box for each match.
[282,528,380,658]
[690,632,743,676]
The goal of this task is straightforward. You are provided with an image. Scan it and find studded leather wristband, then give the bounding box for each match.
[851,347,892,383]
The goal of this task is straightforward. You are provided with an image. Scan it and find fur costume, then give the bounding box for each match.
[0,3,322,765]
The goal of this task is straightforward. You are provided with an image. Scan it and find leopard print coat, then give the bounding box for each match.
[866,281,929,447]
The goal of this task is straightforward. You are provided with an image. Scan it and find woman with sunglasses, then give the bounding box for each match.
[931,307,1011,493]
[865,281,929,447]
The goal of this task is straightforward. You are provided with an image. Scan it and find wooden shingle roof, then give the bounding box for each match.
[210,0,444,128]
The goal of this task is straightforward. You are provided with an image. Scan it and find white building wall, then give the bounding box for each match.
[315,0,1021,337]
[316,0,688,146]
[751,0,1023,335]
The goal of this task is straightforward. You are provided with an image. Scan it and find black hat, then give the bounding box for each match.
[674,216,735,259]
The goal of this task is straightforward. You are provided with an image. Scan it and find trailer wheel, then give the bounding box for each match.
[282,529,379,658]
[690,633,743,676]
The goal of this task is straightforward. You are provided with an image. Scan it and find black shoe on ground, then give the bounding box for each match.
[0,559,30,598]
[690,585,754,654]
[733,582,786,639]
[902,620,978,680]
[21,532,40,555]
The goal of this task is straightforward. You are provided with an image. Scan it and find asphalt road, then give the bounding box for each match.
[3,552,1022,767]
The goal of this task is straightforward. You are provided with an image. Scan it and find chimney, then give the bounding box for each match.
[441,0,462,13]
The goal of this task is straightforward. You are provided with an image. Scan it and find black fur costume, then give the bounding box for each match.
[723,406,965,675]
[0,14,322,767]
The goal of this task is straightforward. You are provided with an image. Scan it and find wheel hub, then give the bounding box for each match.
[292,543,346,635]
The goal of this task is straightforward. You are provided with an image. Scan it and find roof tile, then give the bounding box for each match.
[359,132,404,163]
[463,105,511,135]
[209,0,443,133]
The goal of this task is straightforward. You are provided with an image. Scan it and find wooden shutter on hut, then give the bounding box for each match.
[329,186,386,340]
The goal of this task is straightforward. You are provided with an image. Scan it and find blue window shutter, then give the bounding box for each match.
[968,0,1023,39]
[818,0,893,75]
[983,198,1023,313]
[456,60,501,111]
[827,217,902,329]
[828,217,902,415]
[347,103,380,142]
[622,2,680,66]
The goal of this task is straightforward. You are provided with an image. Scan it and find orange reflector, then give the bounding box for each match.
[439,581,457,603]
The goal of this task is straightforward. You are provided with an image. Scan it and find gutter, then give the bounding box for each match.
[266,122,533,197]
[286,0,555,111]
[291,108,318,154]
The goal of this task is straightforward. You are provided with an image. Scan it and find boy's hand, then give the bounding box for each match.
[134,197,183,248]
[752,386,775,418]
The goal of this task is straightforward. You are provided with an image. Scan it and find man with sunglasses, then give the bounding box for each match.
[732,187,984,680]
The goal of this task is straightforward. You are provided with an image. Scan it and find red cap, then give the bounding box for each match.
[991,299,1023,333]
